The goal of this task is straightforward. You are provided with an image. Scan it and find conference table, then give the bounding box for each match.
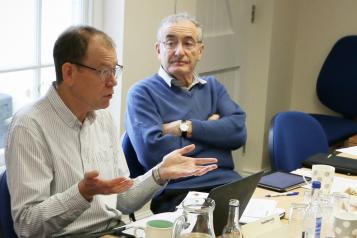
[102,166,357,237]
[254,167,357,221]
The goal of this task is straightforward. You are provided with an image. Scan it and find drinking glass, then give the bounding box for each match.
[288,203,308,238]
[332,192,350,214]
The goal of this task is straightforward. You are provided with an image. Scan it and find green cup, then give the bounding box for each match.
[135,219,173,238]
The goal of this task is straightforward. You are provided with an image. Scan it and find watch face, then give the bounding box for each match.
[180,122,189,132]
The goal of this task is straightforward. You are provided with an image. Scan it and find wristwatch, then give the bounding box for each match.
[152,166,167,185]
[179,120,189,137]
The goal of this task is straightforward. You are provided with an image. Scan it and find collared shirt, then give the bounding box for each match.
[5,83,162,238]
[158,66,206,91]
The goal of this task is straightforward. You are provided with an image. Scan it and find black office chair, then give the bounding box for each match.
[0,169,17,238]
[121,132,146,221]
[311,35,357,145]
[269,111,329,172]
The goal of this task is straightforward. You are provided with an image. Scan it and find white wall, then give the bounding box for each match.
[119,0,176,134]
[238,0,357,173]
[291,0,357,115]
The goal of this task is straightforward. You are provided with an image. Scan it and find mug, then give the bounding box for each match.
[135,219,173,238]
[312,164,335,194]
[333,211,357,238]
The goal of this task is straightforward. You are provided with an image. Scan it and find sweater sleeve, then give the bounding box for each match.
[125,85,207,170]
[190,79,247,150]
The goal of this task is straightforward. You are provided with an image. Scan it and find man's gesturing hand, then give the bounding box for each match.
[79,171,134,201]
[158,144,218,181]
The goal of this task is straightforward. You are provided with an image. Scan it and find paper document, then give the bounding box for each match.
[241,198,285,223]
[176,191,208,209]
[292,168,357,192]
[336,146,357,155]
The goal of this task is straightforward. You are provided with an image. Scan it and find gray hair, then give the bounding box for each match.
[156,12,203,42]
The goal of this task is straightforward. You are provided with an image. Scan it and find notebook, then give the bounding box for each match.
[258,171,310,192]
[303,153,357,175]
[208,171,264,236]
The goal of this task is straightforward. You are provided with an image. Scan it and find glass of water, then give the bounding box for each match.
[288,203,308,238]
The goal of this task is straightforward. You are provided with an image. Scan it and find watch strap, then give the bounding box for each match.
[152,166,167,186]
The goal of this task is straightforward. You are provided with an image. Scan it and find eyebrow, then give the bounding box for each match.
[165,35,196,41]
[97,62,119,69]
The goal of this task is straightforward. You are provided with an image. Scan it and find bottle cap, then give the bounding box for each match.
[229,199,239,206]
[311,180,321,189]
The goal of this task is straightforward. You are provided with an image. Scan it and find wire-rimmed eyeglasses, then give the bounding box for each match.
[160,39,202,51]
[71,62,123,82]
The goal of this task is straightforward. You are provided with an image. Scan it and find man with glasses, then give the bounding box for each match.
[125,13,247,214]
[5,25,218,237]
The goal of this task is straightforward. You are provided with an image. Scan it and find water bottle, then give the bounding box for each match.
[222,199,242,238]
[303,181,323,238]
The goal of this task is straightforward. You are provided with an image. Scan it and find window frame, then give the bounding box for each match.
[0,0,94,166]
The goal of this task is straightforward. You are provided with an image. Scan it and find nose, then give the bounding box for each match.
[105,74,118,87]
[174,42,185,55]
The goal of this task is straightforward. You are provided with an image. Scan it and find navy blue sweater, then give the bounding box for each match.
[125,74,247,189]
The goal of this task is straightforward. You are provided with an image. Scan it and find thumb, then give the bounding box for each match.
[176,144,195,155]
[84,170,99,180]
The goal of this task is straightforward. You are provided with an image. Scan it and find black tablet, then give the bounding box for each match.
[258,171,310,192]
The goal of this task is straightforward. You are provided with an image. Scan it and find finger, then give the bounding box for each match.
[195,165,217,176]
[176,144,195,155]
[194,157,218,165]
[104,177,132,188]
[113,181,134,194]
[101,180,133,194]
[111,177,131,184]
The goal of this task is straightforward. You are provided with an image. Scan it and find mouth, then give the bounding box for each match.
[172,61,188,66]
[104,93,113,99]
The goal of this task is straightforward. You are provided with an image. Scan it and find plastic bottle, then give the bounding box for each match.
[303,181,323,238]
[222,199,242,238]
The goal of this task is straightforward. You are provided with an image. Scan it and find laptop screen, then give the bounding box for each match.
[208,171,264,235]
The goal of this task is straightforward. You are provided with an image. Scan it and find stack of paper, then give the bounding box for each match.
[241,198,285,223]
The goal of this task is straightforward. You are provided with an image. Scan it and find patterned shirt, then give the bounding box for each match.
[5,83,162,237]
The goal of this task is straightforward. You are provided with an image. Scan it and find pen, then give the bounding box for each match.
[265,191,299,197]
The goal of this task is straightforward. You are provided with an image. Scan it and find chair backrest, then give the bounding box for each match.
[268,111,329,172]
[0,169,17,238]
[121,132,145,178]
[316,35,357,118]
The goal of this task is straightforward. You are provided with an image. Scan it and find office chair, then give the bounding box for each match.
[121,132,146,221]
[121,132,145,179]
[0,169,17,238]
[269,111,329,172]
[311,35,357,145]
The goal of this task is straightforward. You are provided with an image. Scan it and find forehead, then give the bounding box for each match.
[85,35,117,65]
[161,20,199,40]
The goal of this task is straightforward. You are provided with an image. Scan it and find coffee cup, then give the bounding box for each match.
[312,164,335,194]
[333,211,357,238]
[135,219,173,238]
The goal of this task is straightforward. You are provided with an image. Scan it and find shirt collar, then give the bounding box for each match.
[158,66,207,89]
[47,82,97,129]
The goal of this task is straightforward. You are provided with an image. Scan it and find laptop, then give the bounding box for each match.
[208,171,264,236]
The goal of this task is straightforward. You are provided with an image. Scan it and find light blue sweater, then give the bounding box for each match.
[125,74,247,189]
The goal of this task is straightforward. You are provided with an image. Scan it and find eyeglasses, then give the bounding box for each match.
[71,62,123,82]
[160,39,202,51]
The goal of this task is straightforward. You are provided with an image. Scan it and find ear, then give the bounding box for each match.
[155,42,161,60]
[197,43,205,61]
[62,62,75,86]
